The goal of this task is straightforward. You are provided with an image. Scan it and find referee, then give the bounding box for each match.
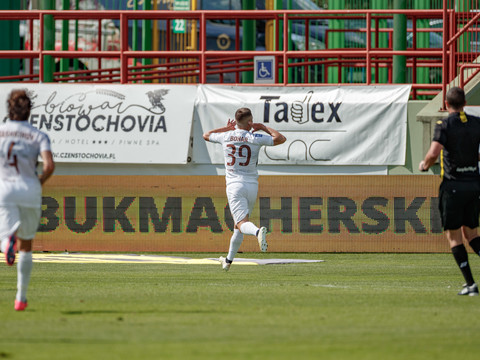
[420,86,480,296]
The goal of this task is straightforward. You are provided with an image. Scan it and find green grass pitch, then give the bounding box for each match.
[1,253,479,359]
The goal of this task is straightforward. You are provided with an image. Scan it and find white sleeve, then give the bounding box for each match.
[253,133,274,146]
[39,133,52,152]
[209,132,223,144]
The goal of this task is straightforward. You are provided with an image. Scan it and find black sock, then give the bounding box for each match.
[226,258,233,264]
[451,244,475,286]
[469,237,480,256]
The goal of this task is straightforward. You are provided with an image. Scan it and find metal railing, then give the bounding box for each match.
[0,8,478,100]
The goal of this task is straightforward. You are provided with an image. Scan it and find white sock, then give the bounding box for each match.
[0,238,7,253]
[239,222,259,236]
[227,229,244,261]
[16,251,33,302]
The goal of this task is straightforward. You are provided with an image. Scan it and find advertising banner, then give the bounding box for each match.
[196,85,411,165]
[36,175,449,253]
[0,84,197,164]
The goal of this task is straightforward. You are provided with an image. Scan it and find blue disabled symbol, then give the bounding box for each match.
[257,60,273,79]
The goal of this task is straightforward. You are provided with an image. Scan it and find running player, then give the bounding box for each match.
[203,107,286,271]
[0,89,55,310]
[419,86,480,296]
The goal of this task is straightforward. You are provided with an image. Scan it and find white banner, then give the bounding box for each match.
[0,84,197,164]
[196,85,411,165]
[465,106,480,117]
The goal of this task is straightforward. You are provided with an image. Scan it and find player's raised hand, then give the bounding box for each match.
[227,118,236,130]
[251,123,266,133]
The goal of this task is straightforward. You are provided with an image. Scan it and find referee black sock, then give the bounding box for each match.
[469,236,480,256]
[451,244,475,286]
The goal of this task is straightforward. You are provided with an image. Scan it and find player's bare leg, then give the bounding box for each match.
[463,226,480,256]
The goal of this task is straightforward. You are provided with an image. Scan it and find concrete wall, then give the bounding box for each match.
[389,100,429,175]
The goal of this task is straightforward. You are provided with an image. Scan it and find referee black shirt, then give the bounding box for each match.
[433,111,480,188]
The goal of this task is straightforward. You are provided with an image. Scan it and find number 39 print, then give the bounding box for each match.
[226,144,251,166]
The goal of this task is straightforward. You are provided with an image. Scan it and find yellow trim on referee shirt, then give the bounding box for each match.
[440,149,444,179]
[460,111,468,123]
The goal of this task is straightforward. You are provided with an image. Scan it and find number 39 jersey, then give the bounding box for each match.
[0,120,51,207]
[209,129,274,185]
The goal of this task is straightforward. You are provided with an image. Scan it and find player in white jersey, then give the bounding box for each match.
[0,89,55,311]
[203,107,286,271]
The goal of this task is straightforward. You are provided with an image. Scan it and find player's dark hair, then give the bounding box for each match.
[446,86,466,111]
[235,107,253,124]
[8,89,32,121]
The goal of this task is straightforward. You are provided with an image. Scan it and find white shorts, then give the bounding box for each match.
[226,182,258,224]
[0,205,41,240]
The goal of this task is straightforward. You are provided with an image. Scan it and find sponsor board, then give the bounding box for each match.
[36,175,448,253]
[0,84,196,164]
[196,85,410,166]
[0,84,408,166]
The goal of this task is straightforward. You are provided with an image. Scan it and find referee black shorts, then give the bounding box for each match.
[438,181,480,230]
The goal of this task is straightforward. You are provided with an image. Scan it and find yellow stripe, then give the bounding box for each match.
[440,149,444,179]
[32,253,259,265]
[460,111,468,123]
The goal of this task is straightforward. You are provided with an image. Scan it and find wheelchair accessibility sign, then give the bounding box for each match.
[254,56,275,84]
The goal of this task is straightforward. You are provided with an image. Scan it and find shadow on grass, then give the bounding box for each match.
[61,309,220,315]
[61,310,156,315]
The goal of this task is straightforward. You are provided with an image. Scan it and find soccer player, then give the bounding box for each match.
[419,86,480,296]
[0,89,55,310]
[203,107,286,271]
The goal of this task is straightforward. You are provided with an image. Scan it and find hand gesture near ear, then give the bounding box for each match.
[227,118,236,130]
[202,118,237,141]
[251,123,286,145]
[251,123,266,133]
